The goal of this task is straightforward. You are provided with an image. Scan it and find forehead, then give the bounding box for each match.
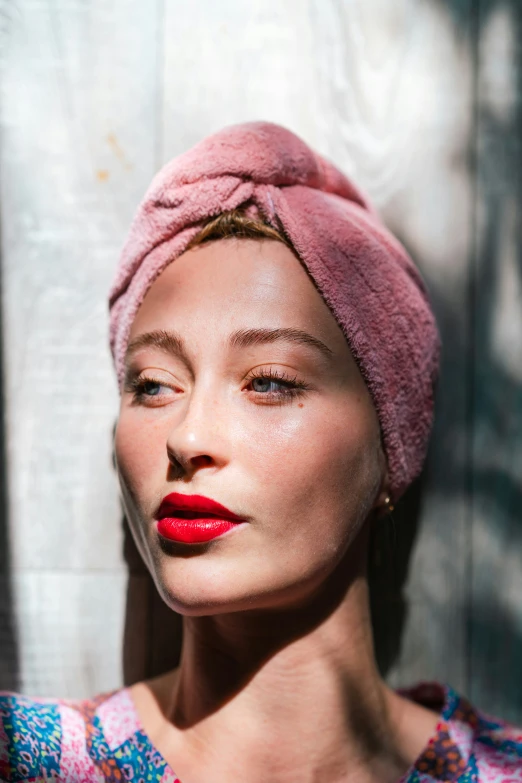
[129,238,346,348]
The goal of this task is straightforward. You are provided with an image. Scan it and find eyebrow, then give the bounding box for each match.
[124,326,334,368]
[229,327,333,359]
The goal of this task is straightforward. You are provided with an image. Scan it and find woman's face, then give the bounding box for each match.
[114,238,387,615]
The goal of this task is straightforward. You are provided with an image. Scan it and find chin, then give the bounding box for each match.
[147,554,258,616]
[147,548,336,618]
[154,581,262,617]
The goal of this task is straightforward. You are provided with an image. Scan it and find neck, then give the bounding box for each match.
[149,525,417,782]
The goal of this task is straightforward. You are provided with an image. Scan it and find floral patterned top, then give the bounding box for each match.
[1,681,521,782]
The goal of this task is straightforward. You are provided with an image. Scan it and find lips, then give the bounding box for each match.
[155,493,245,544]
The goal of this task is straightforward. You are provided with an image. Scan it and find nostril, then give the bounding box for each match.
[190,455,214,468]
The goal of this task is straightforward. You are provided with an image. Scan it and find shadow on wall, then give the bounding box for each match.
[372,0,522,721]
[0,208,19,692]
[438,0,522,723]
[0,0,20,694]
[467,0,522,722]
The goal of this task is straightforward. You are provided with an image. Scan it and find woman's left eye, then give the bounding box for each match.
[251,377,285,394]
[245,370,309,401]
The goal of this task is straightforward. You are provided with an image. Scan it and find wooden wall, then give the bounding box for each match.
[0,0,521,722]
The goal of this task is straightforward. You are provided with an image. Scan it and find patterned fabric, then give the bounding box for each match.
[1,681,521,782]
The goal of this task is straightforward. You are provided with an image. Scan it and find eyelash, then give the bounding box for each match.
[244,367,310,401]
[127,376,170,404]
[127,368,309,405]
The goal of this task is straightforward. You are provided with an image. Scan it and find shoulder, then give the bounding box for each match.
[442,685,522,776]
[0,690,63,781]
[400,682,522,778]
[0,687,125,782]
[471,708,522,776]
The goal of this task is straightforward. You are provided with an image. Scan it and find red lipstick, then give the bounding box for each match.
[156,493,245,544]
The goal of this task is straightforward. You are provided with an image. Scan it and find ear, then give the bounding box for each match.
[371,460,393,521]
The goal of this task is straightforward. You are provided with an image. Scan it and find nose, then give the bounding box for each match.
[165,379,229,479]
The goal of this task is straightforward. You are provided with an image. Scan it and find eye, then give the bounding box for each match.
[141,380,162,396]
[251,377,284,394]
[245,368,309,402]
[125,374,179,406]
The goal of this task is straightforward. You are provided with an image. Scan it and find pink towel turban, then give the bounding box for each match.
[109,121,440,502]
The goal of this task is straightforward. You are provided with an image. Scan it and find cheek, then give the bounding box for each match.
[242,398,381,533]
[114,411,165,509]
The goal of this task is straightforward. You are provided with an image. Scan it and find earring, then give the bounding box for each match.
[383,495,394,514]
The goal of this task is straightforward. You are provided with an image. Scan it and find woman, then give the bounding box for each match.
[1,121,521,782]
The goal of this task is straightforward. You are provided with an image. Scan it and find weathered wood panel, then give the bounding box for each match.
[0,0,162,696]
[12,571,127,697]
[470,0,522,724]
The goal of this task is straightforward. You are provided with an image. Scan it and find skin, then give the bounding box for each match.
[114,238,440,783]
